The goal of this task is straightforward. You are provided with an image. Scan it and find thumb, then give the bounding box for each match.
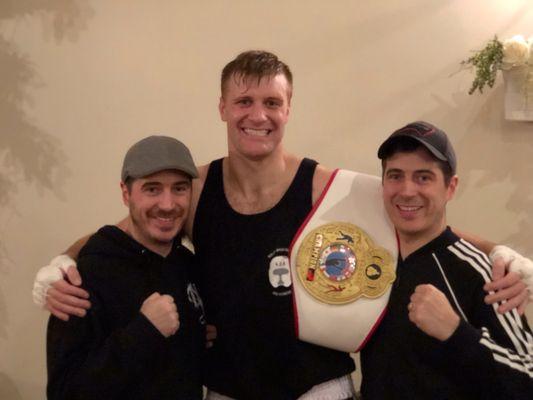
[145,292,161,302]
[491,257,507,281]
[65,265,83,286]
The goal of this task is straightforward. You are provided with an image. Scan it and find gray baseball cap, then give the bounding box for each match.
[121,135,198,181]
[377,121,457,174]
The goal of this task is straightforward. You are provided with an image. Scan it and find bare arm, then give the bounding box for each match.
[63,234,93,261]
[312,164,334,205]
[184,164,208,239]
[63,217,127,263]
[452,228,495,255]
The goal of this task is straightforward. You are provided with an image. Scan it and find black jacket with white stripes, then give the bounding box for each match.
[360,227,533,400]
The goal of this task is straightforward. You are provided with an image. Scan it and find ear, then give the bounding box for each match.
[446,175,459,201]
[120,181,130,207]
[218,96,227,122]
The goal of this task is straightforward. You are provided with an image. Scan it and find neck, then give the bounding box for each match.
[223,149,301,214]
[398,221,447,259]
[123,217,172,257]
[226,146,288,183]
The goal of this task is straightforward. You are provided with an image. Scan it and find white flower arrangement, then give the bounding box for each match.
[463,35,533,94]
[502,35,532,69]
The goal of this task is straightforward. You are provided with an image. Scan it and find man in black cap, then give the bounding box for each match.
[360,122,533,399]
[46,136,205,400]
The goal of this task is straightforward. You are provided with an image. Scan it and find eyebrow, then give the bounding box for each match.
[173,180,192,186]
[234,95,252,101]
[141,181,162,187]
[141,179,190,187]
[385,168,403,175]
[385,168,436,175]
[414,169,436,175]
[265,96,284,103]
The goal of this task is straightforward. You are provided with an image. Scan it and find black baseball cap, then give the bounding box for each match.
[121,135,198,181]
[377,121,457,174]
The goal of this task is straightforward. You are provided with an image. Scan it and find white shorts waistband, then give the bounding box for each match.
[205,374,355,400]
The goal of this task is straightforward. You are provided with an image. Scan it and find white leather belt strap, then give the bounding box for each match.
[289,169,398,353]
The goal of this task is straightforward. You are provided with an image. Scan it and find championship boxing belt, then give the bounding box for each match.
[289,169,398,353]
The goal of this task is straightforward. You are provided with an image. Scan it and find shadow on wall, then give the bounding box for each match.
[461,89,533,253]
[0,0,94,208]
[0,372,23,400]
[422,82,533,254]
[0,1,93,255]
[0,0,93,336]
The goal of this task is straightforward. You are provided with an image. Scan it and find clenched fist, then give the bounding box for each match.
[140,292,180,338]
[408,284,460,341]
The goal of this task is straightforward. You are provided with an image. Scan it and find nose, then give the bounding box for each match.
[398,179,417,198]
[248,103,267,123]
[158,190,176,211]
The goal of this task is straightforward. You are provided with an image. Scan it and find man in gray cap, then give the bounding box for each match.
[46,136,205,400]
[360,122,533,399]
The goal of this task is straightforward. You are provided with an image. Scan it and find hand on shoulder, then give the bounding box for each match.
[33,254,91,321]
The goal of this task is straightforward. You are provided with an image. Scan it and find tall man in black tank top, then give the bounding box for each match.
[188,51,357,399]
[35,51,533,399]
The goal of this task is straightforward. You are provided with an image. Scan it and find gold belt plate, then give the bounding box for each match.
[295,222,396,305]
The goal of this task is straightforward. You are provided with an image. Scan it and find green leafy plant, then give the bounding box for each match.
[462,36,504,94]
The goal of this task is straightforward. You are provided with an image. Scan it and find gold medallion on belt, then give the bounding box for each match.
[295,222,396,305]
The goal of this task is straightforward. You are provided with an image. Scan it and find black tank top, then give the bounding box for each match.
[193,158,354,400]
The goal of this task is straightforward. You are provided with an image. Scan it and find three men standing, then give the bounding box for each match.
[39,52,532,400]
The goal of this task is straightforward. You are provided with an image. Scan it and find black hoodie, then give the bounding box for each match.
[47,225,205,400]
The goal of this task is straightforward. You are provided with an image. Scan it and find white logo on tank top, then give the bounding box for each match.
[267,248,292,296]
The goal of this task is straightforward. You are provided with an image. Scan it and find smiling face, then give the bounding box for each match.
[382,147,457,246]
[218,73,291,160]
[121,169,191,256]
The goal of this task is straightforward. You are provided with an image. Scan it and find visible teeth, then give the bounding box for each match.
[243,128,269,136]
[398,205,421,211]
[157,217,174,222]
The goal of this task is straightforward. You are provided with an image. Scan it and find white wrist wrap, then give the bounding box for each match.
[32,255,77,308]
[490,245,533,301]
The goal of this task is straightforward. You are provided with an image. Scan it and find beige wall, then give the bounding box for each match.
[1,1,532,398]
